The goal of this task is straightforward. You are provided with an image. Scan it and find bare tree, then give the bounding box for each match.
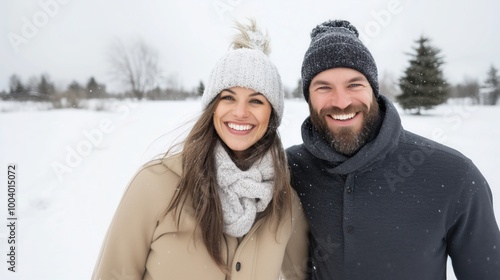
[108,38,161,100]
[450,77,480,104]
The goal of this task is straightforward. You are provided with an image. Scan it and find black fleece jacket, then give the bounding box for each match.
[286,96,500,280]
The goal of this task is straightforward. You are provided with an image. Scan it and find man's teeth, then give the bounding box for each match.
[331,113,356,120]
[228,123,253,131]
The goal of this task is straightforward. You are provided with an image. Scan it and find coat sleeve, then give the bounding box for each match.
[281,190,310,280]
[92,164,173,280]
[447,162,500,279]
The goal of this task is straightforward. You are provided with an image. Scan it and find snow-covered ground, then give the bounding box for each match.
[0,99,498,279]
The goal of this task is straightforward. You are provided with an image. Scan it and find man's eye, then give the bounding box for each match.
[348,83,362,88]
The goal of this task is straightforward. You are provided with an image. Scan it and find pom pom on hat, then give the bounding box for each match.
[301,19,379,101]
[202,19,284,124]
[231,19,271,55]
[310,19,360,39]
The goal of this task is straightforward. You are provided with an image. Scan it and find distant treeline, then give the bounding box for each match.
[0,73,199,109]
[2,35,499,110]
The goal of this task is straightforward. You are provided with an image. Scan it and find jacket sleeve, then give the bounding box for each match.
[281,190,310,280]
[92,164,172,280]
[447,162,500,279]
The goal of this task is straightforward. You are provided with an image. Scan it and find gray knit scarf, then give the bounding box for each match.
[215,143,274,237]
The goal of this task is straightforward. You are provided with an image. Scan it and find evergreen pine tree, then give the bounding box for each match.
[9,74,26,100]
[291,79,303,99]
[87,77,98,97]
[197,81,205,96]
[86,77,106,98]
[37,74,56,101]
[397,36,449,114]
[483,65,499,105]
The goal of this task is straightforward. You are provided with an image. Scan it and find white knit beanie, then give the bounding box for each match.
[201,19,284,125]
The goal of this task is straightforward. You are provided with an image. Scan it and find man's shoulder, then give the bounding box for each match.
[400,129,472,164]
[286,143,305,152]
[285,144,308,160]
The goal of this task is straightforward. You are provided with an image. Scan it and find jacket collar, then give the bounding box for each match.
[161,153,183,176]
[301,95,402,174]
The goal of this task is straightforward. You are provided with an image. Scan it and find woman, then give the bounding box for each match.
[92,19,309,279]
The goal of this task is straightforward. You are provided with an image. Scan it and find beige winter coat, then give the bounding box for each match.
[92,154,309,280]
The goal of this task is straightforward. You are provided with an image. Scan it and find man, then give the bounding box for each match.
[286,19,500,279]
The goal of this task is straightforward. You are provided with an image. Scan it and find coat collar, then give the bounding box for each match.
[161,153,183,176]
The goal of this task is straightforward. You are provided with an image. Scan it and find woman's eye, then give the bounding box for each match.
[220,95,234,101]
[250,99,264,105]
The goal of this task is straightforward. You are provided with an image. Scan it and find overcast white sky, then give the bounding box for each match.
[2,0,499,94]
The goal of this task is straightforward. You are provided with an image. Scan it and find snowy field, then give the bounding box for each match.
[0,98,499,280]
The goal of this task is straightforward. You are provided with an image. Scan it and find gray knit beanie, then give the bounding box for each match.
[301,19,379,101]
[202,19,284,124]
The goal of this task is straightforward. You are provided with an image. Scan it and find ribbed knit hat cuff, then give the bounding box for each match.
[301,44,379,101]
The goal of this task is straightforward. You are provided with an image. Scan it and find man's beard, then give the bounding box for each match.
[309,98,381,157]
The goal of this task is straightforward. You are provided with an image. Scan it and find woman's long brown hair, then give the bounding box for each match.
[165,95,292,274]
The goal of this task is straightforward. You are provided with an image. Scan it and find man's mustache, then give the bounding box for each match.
[319,104,368,116]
